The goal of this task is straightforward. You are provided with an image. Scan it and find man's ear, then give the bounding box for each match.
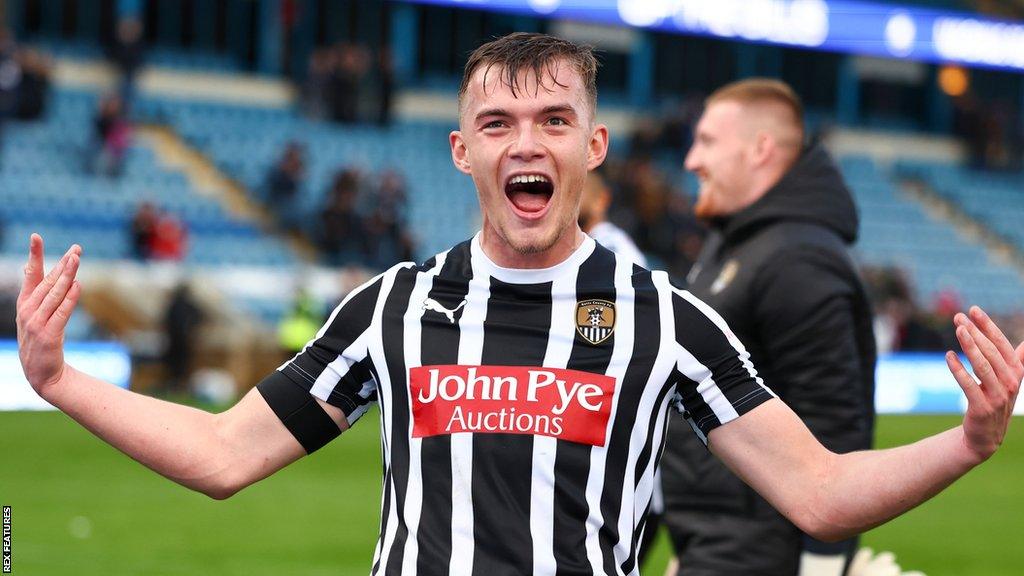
[450,131,472,175]
[587,123,609,170]
[752,131,775,167]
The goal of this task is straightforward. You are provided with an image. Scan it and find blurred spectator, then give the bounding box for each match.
[14,49,51,120]
[0,28,21,168]
[92,94,131,176]
[130,202,158,260]
[302,48,335,120]
[161,282,204,394]
[628,118,662,160]
[302,42,392,125]
[0,29,52,155]
[609,157,704,278]
[263,141,306,230]
[626,98,702,162]
[867,267,946,353]
[364,169,415,267]
[277,290,323,356]
[375,48,396,126]
[953,92,1024,172]
[318,168,367,265]
[932,289,964,351]
[579,171,647,266]
[329,43,370,124]
[953,94,988,170]
[149,210,187,261]
[107,17,145,110]
[1006,311,1024,346]
[0,281,16,338]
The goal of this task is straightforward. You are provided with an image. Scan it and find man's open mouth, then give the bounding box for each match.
[505,173,554,215]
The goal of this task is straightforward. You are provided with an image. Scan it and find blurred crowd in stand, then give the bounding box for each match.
[106,17,145,111]
[130,202,187,261]
[300,42,395,126]
[89,16,144,178]
[953,93,1024,172]
[0,28,53,127]
[0,26,53,204]
[598,155,705,279]
[263,141,414,269]
[255,89,1024,352]
[603,99,706,279]
[865,265,1024,352]
[92,93,131,176]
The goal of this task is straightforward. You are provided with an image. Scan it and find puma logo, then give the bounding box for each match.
[422,298,466,324]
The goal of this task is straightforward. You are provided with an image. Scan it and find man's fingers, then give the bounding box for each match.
[947,350,986,408]
[46,281,81,333]
[969,306,1018,366]
[958,314,1014,389]
[955,322,997,385]
[26,251,68,308]
[17,234,45,305]
[1017,341,1024,364]
[26,245,80,311]
[34,253,79,323]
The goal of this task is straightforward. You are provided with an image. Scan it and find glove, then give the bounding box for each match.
[847,547,927,576]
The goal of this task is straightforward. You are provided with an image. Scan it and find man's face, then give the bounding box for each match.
[451,60,608,261]
[684,101,759,219]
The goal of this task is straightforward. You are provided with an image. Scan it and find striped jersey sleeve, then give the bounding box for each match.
[668,285,776,445]
[272,271,385,428]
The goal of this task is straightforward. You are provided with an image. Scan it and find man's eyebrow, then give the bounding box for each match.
[475,108,512,122]
[540,104,578,117]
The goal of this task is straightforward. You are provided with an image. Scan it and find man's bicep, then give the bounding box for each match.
[708,398,833,532]
[207,385,340,494]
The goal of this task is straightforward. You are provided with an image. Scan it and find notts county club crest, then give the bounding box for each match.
[576,299,616,345]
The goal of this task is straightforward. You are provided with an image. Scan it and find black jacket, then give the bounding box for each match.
[662,143,876,520]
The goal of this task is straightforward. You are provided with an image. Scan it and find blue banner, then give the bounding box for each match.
[0,340,131,411]
[401,0,1024,72]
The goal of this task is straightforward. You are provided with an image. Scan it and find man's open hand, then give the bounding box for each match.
[16,234,83,396]
[946,306,1024,462]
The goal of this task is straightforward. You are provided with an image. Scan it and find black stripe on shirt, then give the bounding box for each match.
[381,266,420,576]
[471,277,553,576]
[621,382,674,574]
[599,267,661,576]
[416,241,472,576]
[553,246,617,576]
[672,292,773,438]
[372,467,395,575]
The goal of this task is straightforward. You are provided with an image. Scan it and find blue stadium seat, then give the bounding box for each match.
[849,156,1023,314]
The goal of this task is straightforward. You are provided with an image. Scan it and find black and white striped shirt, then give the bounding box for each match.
[258,233,775,576]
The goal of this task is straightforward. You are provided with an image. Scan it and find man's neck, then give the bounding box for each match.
[479,227,585,270]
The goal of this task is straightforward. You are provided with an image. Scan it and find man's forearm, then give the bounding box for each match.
[813,426,980,540]
[711,400,985,543]
[41,364,234,498]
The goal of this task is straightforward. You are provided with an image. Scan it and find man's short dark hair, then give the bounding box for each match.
[458,32,599,117]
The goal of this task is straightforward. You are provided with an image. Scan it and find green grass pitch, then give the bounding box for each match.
[1,410,1022,575]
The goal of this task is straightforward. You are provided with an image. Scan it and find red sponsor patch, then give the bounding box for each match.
[409,365,617,446]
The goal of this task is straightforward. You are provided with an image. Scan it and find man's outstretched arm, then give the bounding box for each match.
[709,306,1024,542]
[16,234,348,499]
